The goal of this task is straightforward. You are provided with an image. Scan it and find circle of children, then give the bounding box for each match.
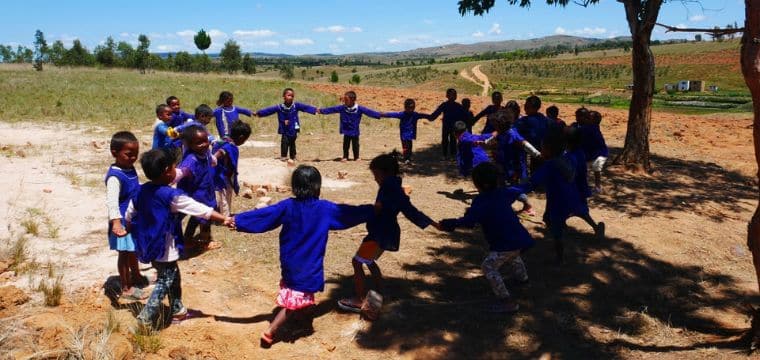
[105,86,608,348]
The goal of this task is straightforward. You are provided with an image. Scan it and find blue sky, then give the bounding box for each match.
[1,1,744,55]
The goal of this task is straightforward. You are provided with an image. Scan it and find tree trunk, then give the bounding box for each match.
[615,31,655,171]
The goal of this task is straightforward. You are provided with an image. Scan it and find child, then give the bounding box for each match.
[510,131,604,264]
[461,98,475,133]
[453,121,491,177]
[582,111,608,193]
[472,91,504,134]
[439,162,534,313]
[214,91,253,141]
[319,91,382,161]
[126,148,232,330]
[168,104,217,150]
[380,99,434,164]
[337,154,438,317]
[166,96,195,128]
[176,125,220,251]
[233,165,373,347]
[429,88,467,160]
[515,96,553,174]
[254,88,318,161]
[546,105,566,128]
[565,127,592,200]
[105,131,146,301]
[213,120,251,216]
[152,104,175,150]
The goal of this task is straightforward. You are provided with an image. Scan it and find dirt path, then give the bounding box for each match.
[459,65,491,96]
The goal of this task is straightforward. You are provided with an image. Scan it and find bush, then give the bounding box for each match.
[330,70,339,83]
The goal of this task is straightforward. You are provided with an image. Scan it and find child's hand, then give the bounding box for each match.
[430,221,442,231]
[252,112,258,117]
[111,219,127,237]
[223,216,236,230]
[284,120,290,126]
[316,108,321,114]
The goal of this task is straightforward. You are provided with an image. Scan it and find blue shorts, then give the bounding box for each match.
[108,219,135,252]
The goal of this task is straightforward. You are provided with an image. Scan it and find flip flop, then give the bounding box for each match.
[171,308,200,324]
[337,298,362,313]
[260,332,274,349]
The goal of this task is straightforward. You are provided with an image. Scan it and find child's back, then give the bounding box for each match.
[457,131,491,177]
[525,157,586,225]
[131,182,184,263]
[177,151,217,208]
[579,123,608,161]
[366,175,432,251]
[496,128,528,182]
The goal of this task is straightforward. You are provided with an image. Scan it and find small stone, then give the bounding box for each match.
[43,188,53,193]
[259,197,273,205]
[1,145,8,151]
[255,188,268,197]
[337,171,349,180]
[275,185,291,193]
[242,188,253,199]
[91,140,101,149]
[263,184,274,191]
[15,150,26,158]
[241,181,251,189]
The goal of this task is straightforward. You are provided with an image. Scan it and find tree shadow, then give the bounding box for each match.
[596,147,755,221]
[319,224,758,358]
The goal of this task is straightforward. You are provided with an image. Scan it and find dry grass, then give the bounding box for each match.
[37,264,64,307]
[132,324,162,354]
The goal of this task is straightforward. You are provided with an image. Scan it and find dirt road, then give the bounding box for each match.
[460,64,492,96]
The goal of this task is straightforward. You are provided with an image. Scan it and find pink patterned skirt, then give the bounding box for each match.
[276,280,316,310]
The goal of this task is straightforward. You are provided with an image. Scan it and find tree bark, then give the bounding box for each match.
[743,0,760,295]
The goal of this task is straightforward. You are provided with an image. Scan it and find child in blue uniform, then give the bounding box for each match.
[319,90,382,161]
[461,98,475,133]
[583,110,609,193]
[381,99,434,164]
[212,120,251,216]
[429,88,466,160]
[175,125,220,251]
[453,121,491,177]
[255,88,318,161]
[166,95,195,128]
[152,104,175,150]
[233,165,373,347]
[511,132,604,264]
[440,162,534,313]
[337,154,438,317]
[472,91,504,134]
[105,131,146,301]
[214,91,253,141]
[126,149,231,330]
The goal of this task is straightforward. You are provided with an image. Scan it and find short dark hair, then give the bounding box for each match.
[404,98,415,108]
[181,124,207,143]
[446,88,457,96]
[166,95,179,105]
[546,105,559,118]
[217,91,233,106]
[472,162,499,191]
[575,107,590,118]
[492,91,502,100]
[283,88,294,96]
[230,120,252,140]
[461,98,471,107]
[155,104,170,116]
[110,131,138,152]
[454,121,467,133]
[140,148,176,181]
[195,104,213,118]
[589,110,602,124]
[505,100,520,117]
[542,128,567,158]
[525,95,541,110]
[291,165,321,199]
[369,153,400,176]
[344,91,357,100]
[489,109,516,133]
[565,125,582,149]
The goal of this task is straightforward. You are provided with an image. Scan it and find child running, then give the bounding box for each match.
[439,162,534,313]
[176,125,220,251]
[380,98,434,164]
[254,88,318,161]
[212,120,251,216]
[337,154,438,318]
[453,121,491,177]
[514,96,553,173]
[319,91,382,161]
[429,88,467,161]
[214,91,253,142]
[166,95,195,128]
[127,148,232,330]
[152,104,175,150]
[582,110,609,194]
[105,131,146,301]
[233,165,373,348]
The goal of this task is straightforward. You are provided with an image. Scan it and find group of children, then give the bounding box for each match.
[104,87,610,347]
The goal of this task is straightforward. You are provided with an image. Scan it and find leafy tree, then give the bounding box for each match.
[173,51,193,72]
[242,54,256,74]
[279,63,294,79]
[33,30,48,71]
[194,29,211,53]
[220,40,242,74]
[350,74,361,84]
[330,70,339,83]
[459,0,663,171]
[192,54,212,72]
[14,45,33,63]
[94,36,117,67]
[116,41,135,67]
[694,34,702,42]
[0,45,13,63]
[63,40,94,66]
[135,34,151,73]
[48,41,65,66]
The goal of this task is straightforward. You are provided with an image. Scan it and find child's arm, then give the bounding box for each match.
[124,199,135,233]
[105,176,127,237]
[520,140,541,158]
[417,112,435,121]
[237,107,254,117]
[329,203,374,230]
[359,106,382,119]
[319,105,343,115]
[399,196,435,230]
[382,111,404,119]
[428,103,444,121]
[234,201,288,233]
[296,102,318,115]
[255,105,279,118]
[172,194,233,226]
[439,204,481,232]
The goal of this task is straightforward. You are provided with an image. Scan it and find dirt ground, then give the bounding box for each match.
[1,83,759,359]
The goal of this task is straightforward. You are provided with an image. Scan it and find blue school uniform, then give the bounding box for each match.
[579,123,609,160]
[152,120,172,150]
[130,183,185,263]
[366,176,432,251]
[214,106,253,140]
[105,166,140,251]
[257,102,318,138]
[169,110,195,128]
[235,198,373,293]
[440,188,534,252]
[565,149,592,199]
[515,113,553,149]
[177,151,217,210]
[473,105,501,134]
[496,128,528,182]
[430,100,466,131]
[384,111,433,141]
[457,132,492,177]
[212,141,240,194]
[320,105,382,137]
[512,157,588,226]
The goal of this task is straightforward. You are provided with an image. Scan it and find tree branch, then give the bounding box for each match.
[656,22,745,35]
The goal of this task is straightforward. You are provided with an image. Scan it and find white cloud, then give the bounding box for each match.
[336,37,345,43]
[284,38,314,46]
[119,32,137,38]
[208,29,228,39]
[472,31,485,38]
[555,27,567,35]
[176,30,195,38]
[676,23,687,29]
[388,38,401,44]
[260,41,279,47]
[233,29,276,38]
[386,34,435,46]
[488,23,502,35]
[314,25,362,33]
[156,44,180,52]
[689,14,706,22]
[555,26,607,36]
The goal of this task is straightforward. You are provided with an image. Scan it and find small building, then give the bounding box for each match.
[708,85,719,92]
[678,80,690,92]
[664,83,677,92]
[689,80,705,92]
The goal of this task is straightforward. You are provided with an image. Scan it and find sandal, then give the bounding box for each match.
[260,332,274,349]
[171,308,199,324]
[337,298,362,313]
[120,288,148,301]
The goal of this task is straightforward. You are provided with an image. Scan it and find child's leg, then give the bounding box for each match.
[351,258,367,300]
[441,127,449,158]
[592,156,606,190]
[352,136,360,160]
[548,221,566,263]
[577,212,605,239]
[263,307,290,341]
[166,262,185,316]
[506,255,529,283]
[366,262,383,294]
[137,261,172,325]
[117,251,131,292]
[448,131,457,158]
[127,252,143,285]
[184,217,199,242]
[280,135,288,159]
[481,252,512,300]
[289,135,297,160]
[401,140,412,161]
[342,136,350,160]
